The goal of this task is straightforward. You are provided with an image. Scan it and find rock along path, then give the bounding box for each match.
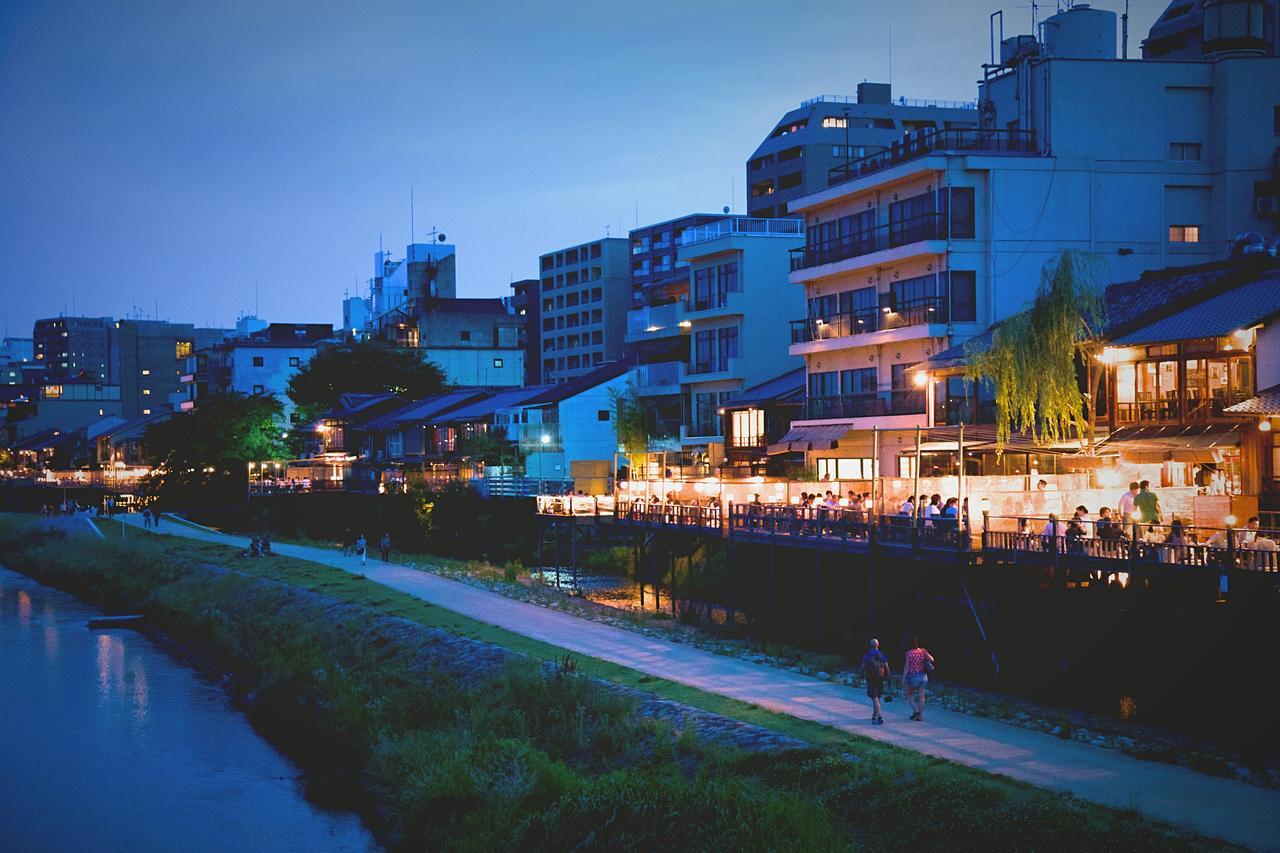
[118,513,1279,850]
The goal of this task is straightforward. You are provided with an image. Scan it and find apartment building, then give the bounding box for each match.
[783,2,1280,475]
[204,323,335,425]
[745,83,978,219]
[117,320,232,418]
[369,242,458,339]
[32,316,115,383]
[0,337,33,385]
[675,217,805,457]
[536,238,629,384]
[505,279,540,385]
[418,299,524,387]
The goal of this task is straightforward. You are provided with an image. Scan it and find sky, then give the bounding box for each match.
[0,0,1168,337]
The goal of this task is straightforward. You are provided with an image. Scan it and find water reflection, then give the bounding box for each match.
[0,567,377,851]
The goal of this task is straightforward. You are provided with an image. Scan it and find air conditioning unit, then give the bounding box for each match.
[1255,195,1280,215]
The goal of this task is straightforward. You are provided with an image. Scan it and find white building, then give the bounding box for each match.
[206,323,335,425]
[783,2,1280,474]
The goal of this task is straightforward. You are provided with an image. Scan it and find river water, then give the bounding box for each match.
[0,566,378,852]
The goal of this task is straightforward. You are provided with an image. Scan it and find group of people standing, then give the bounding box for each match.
[857,637,936,725]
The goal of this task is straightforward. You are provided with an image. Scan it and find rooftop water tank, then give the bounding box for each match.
[1043,4,1118,59]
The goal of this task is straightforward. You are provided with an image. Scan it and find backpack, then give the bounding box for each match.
[866,654,887,681]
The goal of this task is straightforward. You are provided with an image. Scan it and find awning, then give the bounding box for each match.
[1109,277,1280,346]
[767,424,850,453]
[1094,423,1243,464]
[1224,385,1280,416]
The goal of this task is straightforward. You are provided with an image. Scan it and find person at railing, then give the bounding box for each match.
[1239,516,1261,547]
[899,494,916,517]
[1117,482,1139,523]
[1065,518,1088,555]
[1072,506,1096,538]
[1040,514,1060,550]
[1134,480,1162,525]
[923,494,941,527]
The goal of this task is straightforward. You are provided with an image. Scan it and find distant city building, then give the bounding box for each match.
[506,278,540,385]
[782,2,1280,475]
[417,299,524,387]
[10,381,122,442]
[342,295,371,339]
[0,337,33,385]
[370,242,457,336]
[204,323,335,425]
[117,320,232,418]
[32,316,115,382]
[235,314,268,338]
[745,83,978,219]
[536,237,630,384]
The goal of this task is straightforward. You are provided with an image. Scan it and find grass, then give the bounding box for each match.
[0,514,1236,851]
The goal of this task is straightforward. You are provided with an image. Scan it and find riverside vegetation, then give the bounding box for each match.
[0,515,1231,851]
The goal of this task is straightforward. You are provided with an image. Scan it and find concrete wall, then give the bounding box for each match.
[227,345,317,425]
[425,346,524,387]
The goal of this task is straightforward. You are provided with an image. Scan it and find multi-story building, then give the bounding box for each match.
[745,83,978,220]
[342,295,371,340]
[782,2,1280,475]
[204,323,335,425]
[117,320,232,418]
[624,213,726,441]
[0,337,33,385]
[536,238,629,384]
[676,217,805,457]
[32,316,115,382]
[369,242,457,340]
[1143,0,1278,60]
[506,278,540,385]
[418,299,524,387]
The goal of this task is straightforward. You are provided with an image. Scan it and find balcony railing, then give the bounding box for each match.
[827,128,1036,187]
[800,94,978,110]
[687,356,738,379]
[790,295,949,343]
[679,217,804,247]
[803,390,926,420]
[1114,390,1254,426]
[789,214,944,272]
[626,302,684,337]
[637,361,684,389]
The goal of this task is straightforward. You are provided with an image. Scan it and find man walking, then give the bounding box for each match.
[1133,479,1162,525]
[859,638,891,725]
[379,532,392,562]
[355,533,367,566]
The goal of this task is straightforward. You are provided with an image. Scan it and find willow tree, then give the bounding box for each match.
[611,380,651,458]
[966,250,1107,453]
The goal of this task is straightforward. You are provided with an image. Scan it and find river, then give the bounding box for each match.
[0,566,378,852]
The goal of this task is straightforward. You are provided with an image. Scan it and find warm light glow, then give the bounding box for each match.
[1096,347,1121,365]
[912,372,928,387]
[315,423,329,433]
[1261,420,1273,432]
[645,325,661,333]
[1225,515,1238,527]
[540,434,551,445]
[678,320,692,328]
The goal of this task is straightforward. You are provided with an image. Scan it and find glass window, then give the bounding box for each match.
[816,457,873,480]
[948,187,975,238]
[730,408,765,447]
[1169,224,1201,243]
[1169,142,1202,161]
[808,371,839,398]
[950,271,977,322]
[252,356,264,367]
[840,367,877,395]
[175,340,193,359]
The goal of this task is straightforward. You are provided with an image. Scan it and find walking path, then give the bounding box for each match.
[120,514,1278,849]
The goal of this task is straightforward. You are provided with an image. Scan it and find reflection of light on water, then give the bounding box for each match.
[1119,695,1138,720]
[129,657,150,726]
[17,590,32,626]
[96,633,126,701]
[43,604,59,660]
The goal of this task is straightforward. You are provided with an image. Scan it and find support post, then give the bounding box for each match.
[871,427,880,519]
[814,532,823,647]
[913,424,922,549]
[570,516,578,589]
[769,536,778,639]
[726,536,735,629]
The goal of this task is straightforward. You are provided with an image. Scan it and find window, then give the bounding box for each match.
[947,187,975,238]
[142,408,152,415]
[142,388,151,396]
[591,288,602,302]
[816,457,874,481]
[591,243,602,259]
[778,146,803,161]
[822,115,848,128]
[778,171,803,190]
[808,371,839,399]
[840,368,876,395]
[493,358,504,368]
[950,270,977,322]
[141,368,151,376]
[252,355,265,367]
[729,408,765,447]
[597,409,610,421]
[1169,224,1201,243]
[460,330,472,342]
[1169,142,1202,161]
[288,356,301,367]
[175,341,193,359]
[252,384,265,394]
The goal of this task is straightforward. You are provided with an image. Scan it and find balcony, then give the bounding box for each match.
[679,217,804,247]
[803,390,926,421]
[685,356,741,383]
[790,296,950,344]
[789,214,944,272]
[635,361,685,395]
[1114,390,1253,427]
[626,302,687,341]
[827,128,1037,187]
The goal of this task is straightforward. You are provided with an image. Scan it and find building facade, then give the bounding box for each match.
[506,278,540,385]
[418,299,524,387]
[205,323,335,425]
[745,83,978,220]
[536,237,629,384]
[0,337,33,385]
[117,320,232,418]
[32,316,115,383]
[782,3,1280,475]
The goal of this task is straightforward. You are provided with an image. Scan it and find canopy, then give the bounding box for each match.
[767,424,849,453]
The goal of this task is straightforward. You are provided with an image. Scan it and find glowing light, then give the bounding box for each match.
[1225,515,1238,527]
[912,371,928,387]
[1096,347,1121,364]
[678,320,692,328]
[1260,420,1272,432]
[645,325,662,333]
[540,434,551,445]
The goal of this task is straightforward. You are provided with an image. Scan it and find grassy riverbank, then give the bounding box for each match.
[0,516,1231,851]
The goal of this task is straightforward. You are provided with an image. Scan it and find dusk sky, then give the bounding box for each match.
[0,0,1165,337]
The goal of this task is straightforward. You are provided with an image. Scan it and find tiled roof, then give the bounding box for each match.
[519,361,633,406]
[1109,274,1280,345]
[1224,385,1280,416]
[433,386,551,424]
[362,389,486,431]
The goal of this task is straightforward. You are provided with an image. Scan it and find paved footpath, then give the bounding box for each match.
[115,513,1277,849]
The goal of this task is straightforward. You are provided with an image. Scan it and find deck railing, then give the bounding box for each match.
[615,499,723,530]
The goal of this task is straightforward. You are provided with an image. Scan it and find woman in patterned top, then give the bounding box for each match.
[902,637,935,721]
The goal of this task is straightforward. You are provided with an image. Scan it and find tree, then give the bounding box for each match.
[457,427,523,469]
[966,250,1108,453]
[287,342,447,417]
[143,394,287,503]
[611,381,651,457]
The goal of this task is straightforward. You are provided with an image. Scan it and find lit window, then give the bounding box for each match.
[175,341,193,358]
[142,408,152,415]
[493,358,503,368]
[816,457,874,480]
[288,356,301,367]
[1169,225,1200,243]
[822,115,848,128]
[142,369,150,376]
[730,408,765,447]
[142,389,151,395]
[43,384,63,398]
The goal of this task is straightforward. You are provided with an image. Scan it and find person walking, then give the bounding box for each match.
[859,639,891,725]
[142,507,152,528]
[152,505,162,529]
[902,637,935,721]
[1133,479,1162,525]
[355,533,367,566]
[379,532,392,562]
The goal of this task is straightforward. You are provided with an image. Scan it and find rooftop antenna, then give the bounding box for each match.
[605,224,611,237]
[888,23,893,88]
[730,177,735,214]
[410,186,415,244]
[1121,0,1130,59]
